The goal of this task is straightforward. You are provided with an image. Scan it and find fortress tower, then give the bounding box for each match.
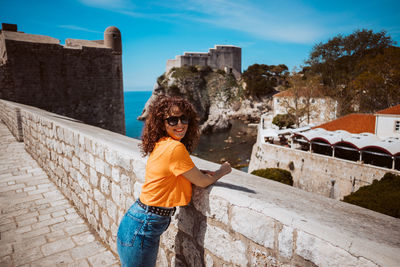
[166,45,242,78]
[0,23,125,134]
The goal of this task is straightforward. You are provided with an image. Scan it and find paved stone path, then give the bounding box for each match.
[0,122,120,266]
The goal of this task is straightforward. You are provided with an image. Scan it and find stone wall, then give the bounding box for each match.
[0,24,125,135]
[1,99,400,267]
[248,136,400,200]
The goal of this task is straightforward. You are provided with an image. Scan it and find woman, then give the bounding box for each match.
[117,96,231,267]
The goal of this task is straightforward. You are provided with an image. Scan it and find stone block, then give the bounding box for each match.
[72,156,80,169]
[174,206,194,237]
[111,222,119,237]
[132,159,146,183]
[181,234,203,266]
[295,230,377,267]
[111,167,120,183]
[101,211,111,231]
[95,158,105,174]
[278,225,293,259]
[107,199,118,222]
[111,182,125,206]
[117,153,132,172]
[41,237,76,256]
[192,194,229,225]
[100,176,111,195]
[120,174,132,194]
[230,205,275,249]
[79,161,88,177]
[249,246,278,267]
[70,241,106,260]
[89,167,99,187]
[105,148,118,166]
[94,189,106,209]
[197,222,247,265]
[64,128,73,144]
[95,143,105,159]
[30,250,74,266]
[104,162,111,177]
[84,136,92,152]
[160,225,179,252]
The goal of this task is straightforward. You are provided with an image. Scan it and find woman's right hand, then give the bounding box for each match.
[219,162,232,176]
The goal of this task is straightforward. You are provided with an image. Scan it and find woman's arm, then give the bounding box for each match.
[182,162,232,188]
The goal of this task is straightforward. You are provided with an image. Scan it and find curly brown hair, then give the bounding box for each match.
[140,96,200,156]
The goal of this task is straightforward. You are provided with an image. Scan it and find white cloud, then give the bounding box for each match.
[155,0,328,44]
[76,0,338,44]
[59,25,102,34]
[78,0,132,9]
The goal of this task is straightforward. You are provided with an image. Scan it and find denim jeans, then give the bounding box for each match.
[117,201,171,267]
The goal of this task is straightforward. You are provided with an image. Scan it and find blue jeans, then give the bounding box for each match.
[117,201,171,267]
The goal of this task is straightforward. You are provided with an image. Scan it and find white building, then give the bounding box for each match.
[375,105,400,138]
[273,89,337,127]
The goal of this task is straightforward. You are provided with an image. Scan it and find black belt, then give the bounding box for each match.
[137,199,176,217]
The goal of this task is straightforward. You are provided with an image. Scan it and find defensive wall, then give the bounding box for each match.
[1,99,400,266]
[166,45,242,78]
[0,23,125,135]
[248,133,400,200]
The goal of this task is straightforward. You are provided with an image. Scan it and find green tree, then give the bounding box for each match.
[243,64,288,98]
[272,114,295,129]
[343,173,400,218]
[350,47,400,112]
[305,29,396,115]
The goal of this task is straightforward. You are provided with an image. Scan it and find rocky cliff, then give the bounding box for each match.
[138,66,272,133]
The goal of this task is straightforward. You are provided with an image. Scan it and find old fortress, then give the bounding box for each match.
[0,23,125,134]
[166,45,242,78]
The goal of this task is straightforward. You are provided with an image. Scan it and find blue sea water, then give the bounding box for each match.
[124,91,152,139]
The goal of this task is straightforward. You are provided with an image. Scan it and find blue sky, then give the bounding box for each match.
[2,0,400,91]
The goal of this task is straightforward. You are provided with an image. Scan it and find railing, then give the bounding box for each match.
[1,99,399,266]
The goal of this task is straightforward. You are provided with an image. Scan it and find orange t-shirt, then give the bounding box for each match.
[139,137,195,207]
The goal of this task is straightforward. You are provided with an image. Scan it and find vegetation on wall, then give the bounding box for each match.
[342,173,400,218]
[251,168,293,186]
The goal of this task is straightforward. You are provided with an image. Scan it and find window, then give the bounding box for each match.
[395,121,400,132]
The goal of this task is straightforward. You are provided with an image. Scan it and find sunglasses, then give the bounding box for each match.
[165,115,189,126]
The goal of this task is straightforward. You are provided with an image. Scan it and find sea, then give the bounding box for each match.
[124,91,257,171]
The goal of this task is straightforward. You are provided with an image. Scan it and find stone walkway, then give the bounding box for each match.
[0,122,120,266]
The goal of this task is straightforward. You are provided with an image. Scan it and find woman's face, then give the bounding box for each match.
[164,106,188,141]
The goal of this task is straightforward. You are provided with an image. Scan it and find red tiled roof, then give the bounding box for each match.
[314,114,376,134]
[376,104,400,115]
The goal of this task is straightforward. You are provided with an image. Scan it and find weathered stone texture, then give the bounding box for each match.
[0,25,125,134]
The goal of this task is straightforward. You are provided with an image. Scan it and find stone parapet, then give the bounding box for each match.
[1,99,400,266]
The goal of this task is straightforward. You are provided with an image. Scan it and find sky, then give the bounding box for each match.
[1,0,400,91]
